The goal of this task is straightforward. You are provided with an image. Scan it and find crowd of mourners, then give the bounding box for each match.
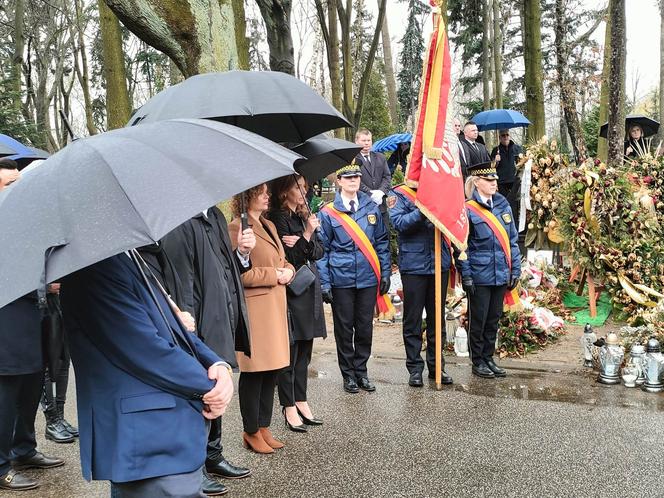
[0,124,524,497]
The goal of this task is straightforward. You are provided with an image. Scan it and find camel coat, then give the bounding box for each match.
[228,215,294,372]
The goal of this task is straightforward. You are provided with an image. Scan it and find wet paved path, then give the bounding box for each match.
[13,351,664,498]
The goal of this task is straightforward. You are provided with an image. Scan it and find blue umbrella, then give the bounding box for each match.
[6,146,50,169]
[372,132,412,153]
[470,109,530,131]
[0,134,31,159]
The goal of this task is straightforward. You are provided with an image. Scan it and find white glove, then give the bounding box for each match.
[370,189,385,205]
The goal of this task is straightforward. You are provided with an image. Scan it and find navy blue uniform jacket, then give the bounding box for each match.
[60,254,222,483]
[317,191,390,290]
[389,187,451,275]
[458,191,521,286]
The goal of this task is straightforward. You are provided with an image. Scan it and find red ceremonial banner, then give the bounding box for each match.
[404,0,468,251]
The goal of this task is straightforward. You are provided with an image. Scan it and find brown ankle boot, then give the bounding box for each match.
[242,431,274,454]
[259,427,285,449]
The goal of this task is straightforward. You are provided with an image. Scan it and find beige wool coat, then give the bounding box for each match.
[228,215,294,372]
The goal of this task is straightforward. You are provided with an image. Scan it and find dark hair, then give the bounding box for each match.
[269,175,308,217]
[464,121,477,128]
[230,183,267,218]
[0,158,18,170]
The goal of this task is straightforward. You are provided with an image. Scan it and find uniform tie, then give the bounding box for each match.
[349,200,356,213]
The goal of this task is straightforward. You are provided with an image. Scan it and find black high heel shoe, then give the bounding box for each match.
[296,407,323,426]
[282,407,307,433]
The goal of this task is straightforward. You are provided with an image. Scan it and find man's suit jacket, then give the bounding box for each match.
[0,293,42,375]
[356,151,392,213]
[60,254,222,483]
[458,137,491,178]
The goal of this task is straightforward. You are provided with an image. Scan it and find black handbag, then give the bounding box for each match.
[287,263,316,296]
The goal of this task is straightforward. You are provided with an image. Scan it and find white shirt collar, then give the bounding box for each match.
[340,193,359,211]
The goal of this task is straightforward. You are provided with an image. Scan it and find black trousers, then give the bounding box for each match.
[238,370,279,434]
[278,339,313,407]
[0,372,43,475]
[468,285,507,366]
[402,272,449,374]
[206,416,224,461]
[331,286,376,380]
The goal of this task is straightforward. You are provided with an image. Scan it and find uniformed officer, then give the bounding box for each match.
[458,161,521,379]
[317,163,391,394]
[389,184,453,387]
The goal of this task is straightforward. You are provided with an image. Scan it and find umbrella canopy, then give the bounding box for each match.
[6,146,51,169]
[599,114,659,139]
[0,118,302,309]
[127,71,350,143]
[470,109,531,131]
[0,134,32,160]
[293,135,361,181]
[372,132,412,153]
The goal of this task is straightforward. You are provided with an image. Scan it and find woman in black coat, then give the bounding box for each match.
[268,175,327,433]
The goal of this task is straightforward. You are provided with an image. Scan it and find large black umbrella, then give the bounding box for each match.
[599,115,659,138]
[127,71,350,143]
[293,135,361,182]
[0,118,302,309]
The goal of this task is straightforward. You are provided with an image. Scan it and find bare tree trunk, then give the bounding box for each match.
[606,0,626,168]
[314,0,343,137]
[338,0,354,124]
[555,0,586,161]
[104,0,239,77]
[98,0,131,130]
[597,8,611,161]
[492,0,503,109]
[232,0,250,70]
[380,4,398,127]
[482,0,491,110]
[255,0,295,74]
[11,0,25,112]
[72,0,97,135]
[523,0,546,141]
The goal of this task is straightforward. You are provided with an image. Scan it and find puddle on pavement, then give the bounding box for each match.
[452,370,664,412]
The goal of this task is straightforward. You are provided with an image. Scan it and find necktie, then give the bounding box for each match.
[363,154,370,164]
[349,200,356,213]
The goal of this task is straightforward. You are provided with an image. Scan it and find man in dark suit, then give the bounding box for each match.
[458,121,491,180]
[60,253,234,497]
[354,128,392,228]
[161,207,255,491]
[0,165,64,492]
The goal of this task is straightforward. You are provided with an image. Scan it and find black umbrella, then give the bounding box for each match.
[0,118,302,309]
[599,114,659,138]
[293,135,362,182]
[127,71,351,143]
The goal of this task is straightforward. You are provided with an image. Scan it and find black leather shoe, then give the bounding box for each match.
[296,407,323,426]
[485,359,507,377]
[61,419,79,437]
[0,470,39,491]
[202,471,228,496]
[205,456,251,479]
[12,452,64,470]
[408,372,424,387]
[343,377,359,393]
[282,407,307,433]
[357,377,376,392]
[45,420,75,444]
[428,371,454,384]
[472,363,495,379]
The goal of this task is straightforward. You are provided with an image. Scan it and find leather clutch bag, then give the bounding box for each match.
[287,263,316,296]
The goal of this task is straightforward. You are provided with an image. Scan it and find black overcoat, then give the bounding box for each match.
[161,208,251,366]
[267,208,327,341]
[0,293,42,375]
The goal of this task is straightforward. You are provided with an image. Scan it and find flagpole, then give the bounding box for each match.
[434,227,442,390]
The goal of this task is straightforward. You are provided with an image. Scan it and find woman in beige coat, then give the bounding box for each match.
[228,183,294,454]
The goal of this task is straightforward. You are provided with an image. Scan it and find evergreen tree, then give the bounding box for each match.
[359,66,394,139]
[396,0,428,129]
